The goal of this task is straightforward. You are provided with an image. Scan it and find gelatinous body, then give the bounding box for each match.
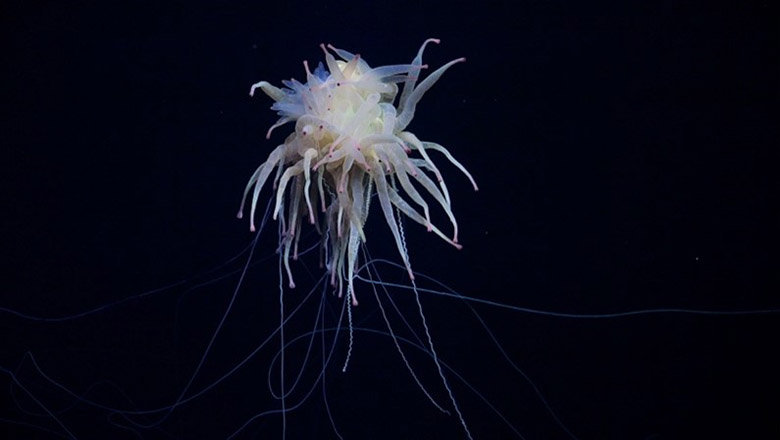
[239,40,477,305]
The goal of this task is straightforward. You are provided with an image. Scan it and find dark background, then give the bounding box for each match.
[1,1,778,439]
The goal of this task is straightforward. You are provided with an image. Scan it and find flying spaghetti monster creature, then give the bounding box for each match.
[238,39,477,306]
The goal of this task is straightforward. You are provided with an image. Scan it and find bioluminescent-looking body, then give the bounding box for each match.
[238,39,477,307]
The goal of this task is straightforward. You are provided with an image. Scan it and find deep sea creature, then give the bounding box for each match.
[238,39,477,306]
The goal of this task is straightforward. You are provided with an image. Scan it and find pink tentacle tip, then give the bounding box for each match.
[236,210,243,219]
[352,297,359,307]
[289,281,296,289]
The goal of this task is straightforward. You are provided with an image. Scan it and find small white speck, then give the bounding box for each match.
[695,257,699,261]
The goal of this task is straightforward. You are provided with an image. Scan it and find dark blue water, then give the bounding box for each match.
[2,1,777,439]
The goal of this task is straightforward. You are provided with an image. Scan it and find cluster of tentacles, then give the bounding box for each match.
[238,39,477,305]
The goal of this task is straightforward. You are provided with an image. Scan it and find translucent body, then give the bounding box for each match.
[238,40,477,305]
